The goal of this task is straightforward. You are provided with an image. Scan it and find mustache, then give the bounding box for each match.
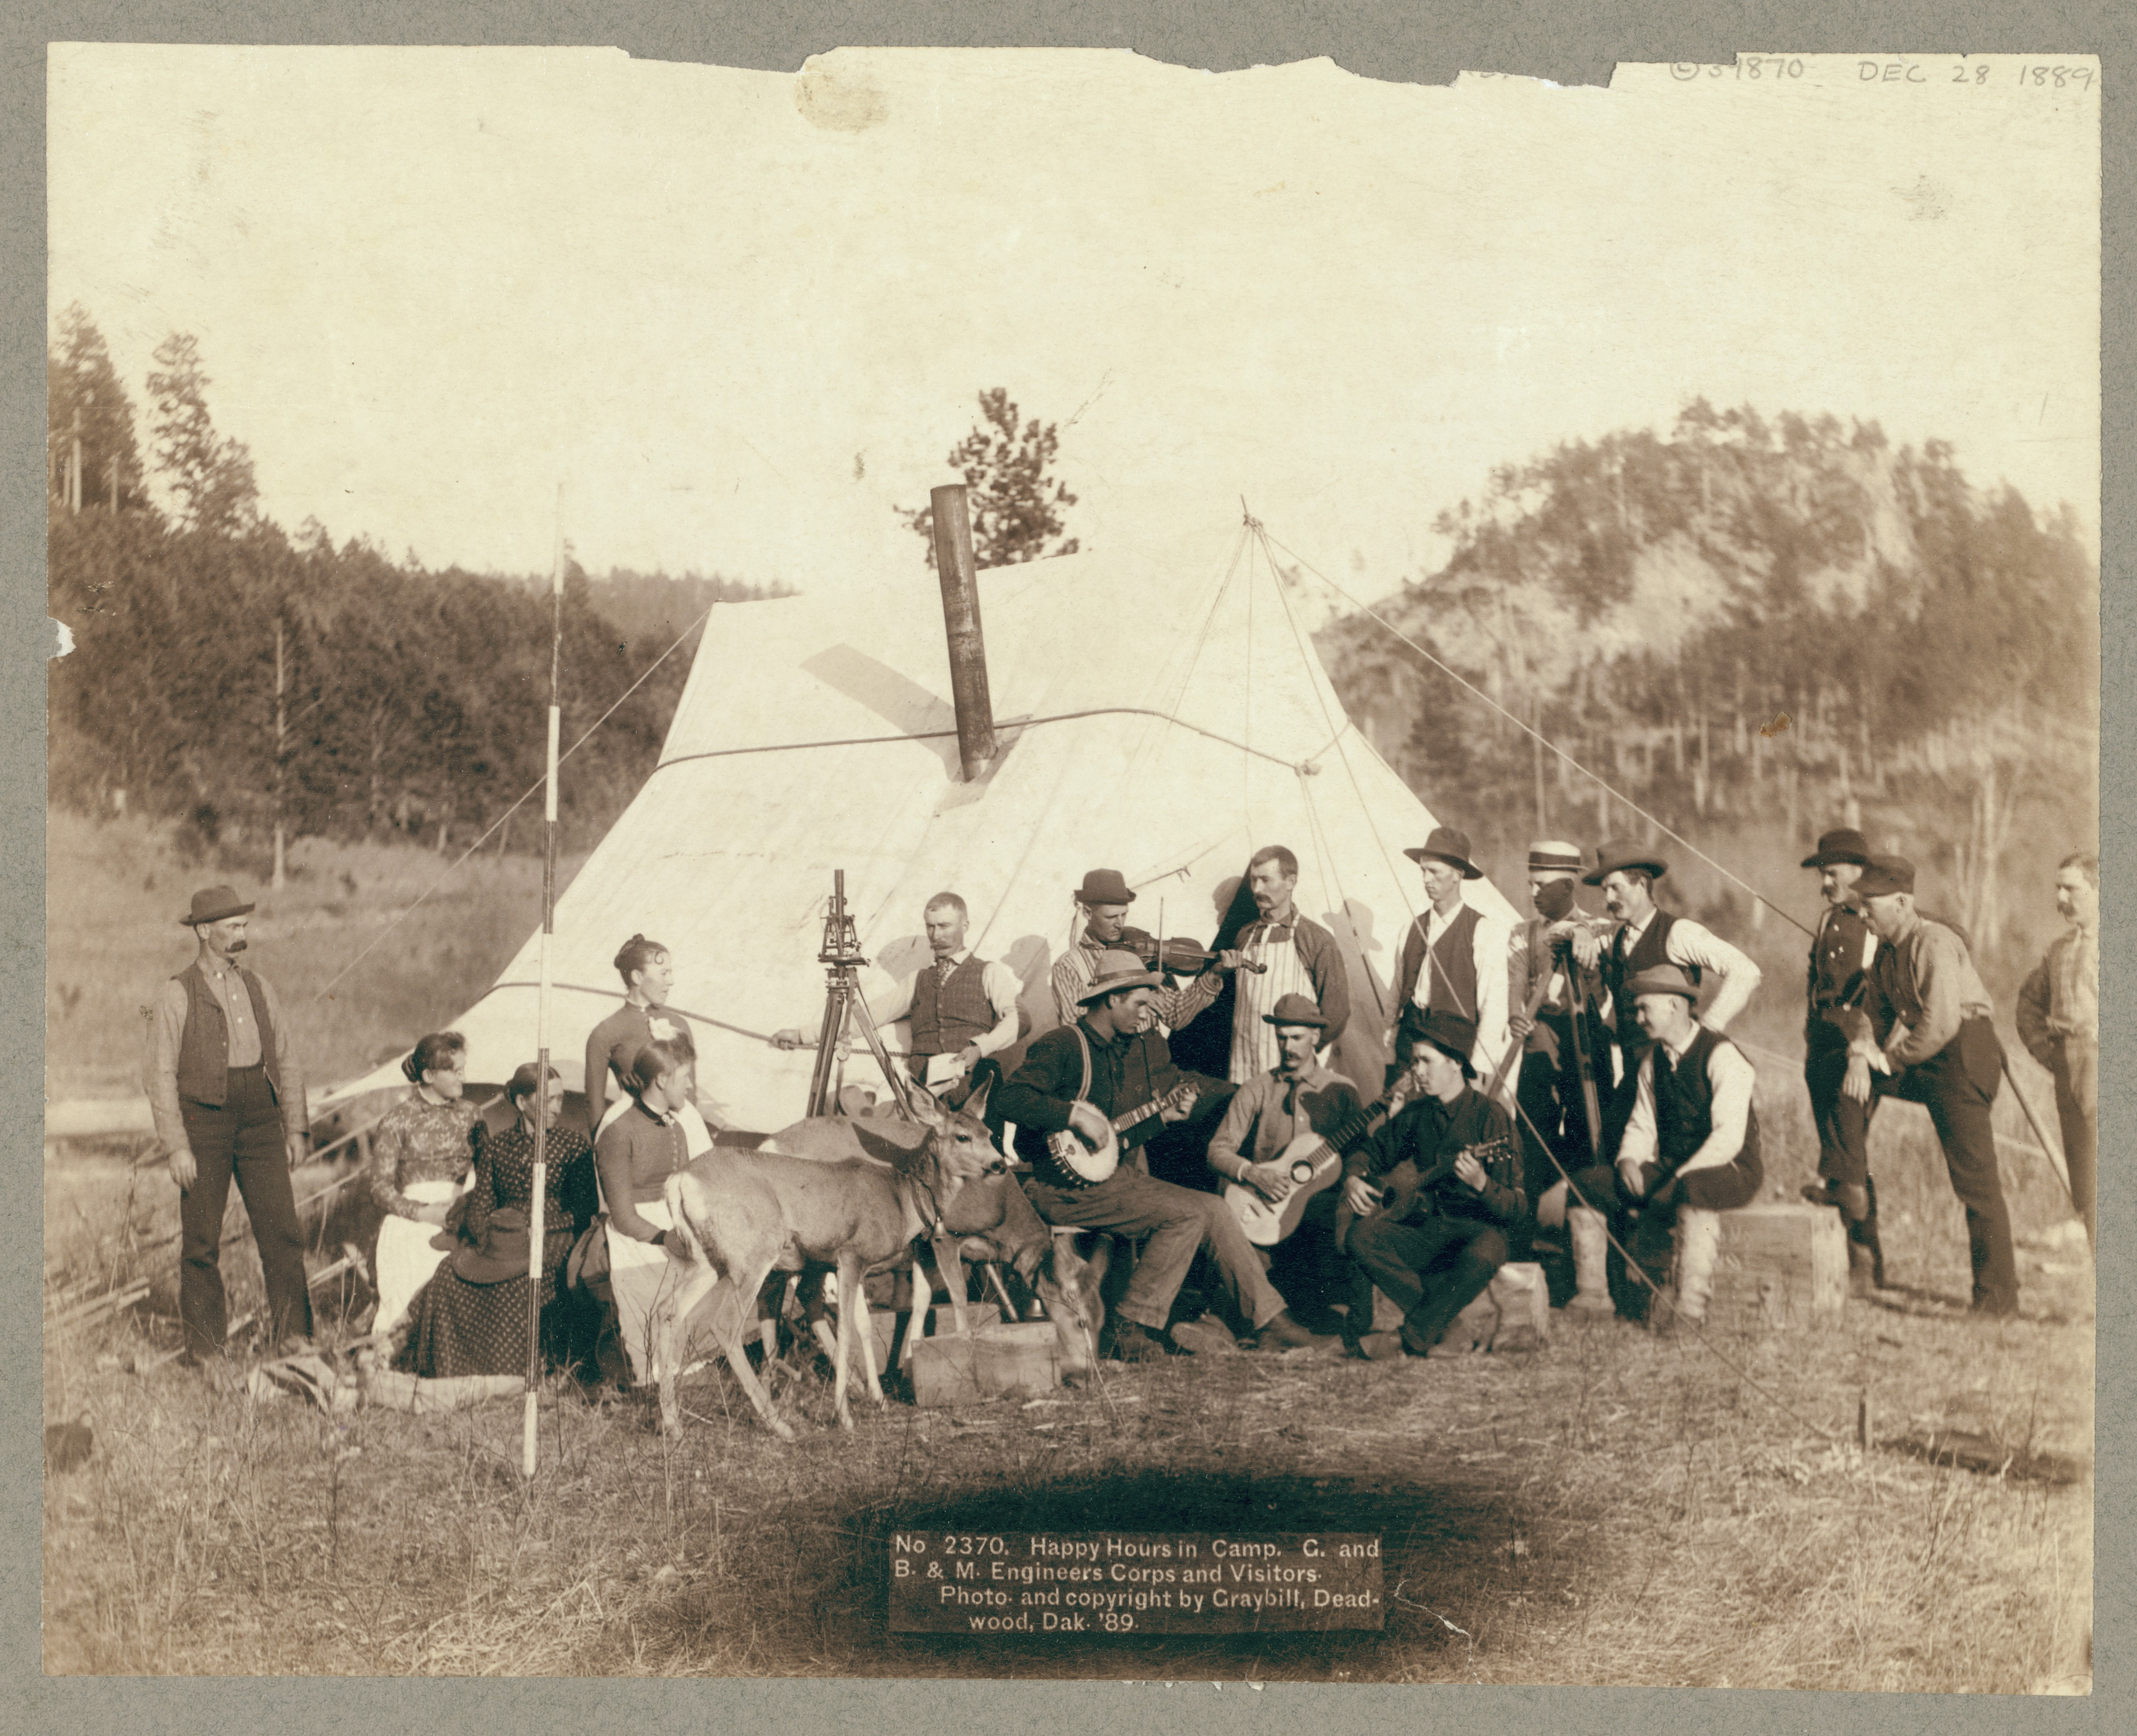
[226,939,248,952]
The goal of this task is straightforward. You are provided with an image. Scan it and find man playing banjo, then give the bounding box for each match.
[996,950,1333,1359]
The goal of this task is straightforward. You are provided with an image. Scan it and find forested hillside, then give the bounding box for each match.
[1317,401,2097,962]
[47,309,782,870]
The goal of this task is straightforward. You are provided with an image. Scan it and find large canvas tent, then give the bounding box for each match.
[333,522,1518,1133]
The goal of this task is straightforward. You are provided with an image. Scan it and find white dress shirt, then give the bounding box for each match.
[1616,1026,1756,1186]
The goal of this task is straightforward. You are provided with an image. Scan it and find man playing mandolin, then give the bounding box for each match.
[1206,993,1376,1340]
[998,950,1334,1360]
[1341,1010,1528,1361]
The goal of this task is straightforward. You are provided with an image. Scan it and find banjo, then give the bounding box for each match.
[1042,1026,1199,1186]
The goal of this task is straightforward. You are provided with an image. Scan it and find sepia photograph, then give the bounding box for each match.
[40,40,2099,1691]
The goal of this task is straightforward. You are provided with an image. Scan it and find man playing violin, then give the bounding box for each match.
[1342,1010,1527,1360]
[998,950,1332,1360]
[1049,868,1233,1034]
[1206,993,1374,1339]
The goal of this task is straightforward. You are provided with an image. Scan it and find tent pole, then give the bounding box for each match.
[524,485,563,1481]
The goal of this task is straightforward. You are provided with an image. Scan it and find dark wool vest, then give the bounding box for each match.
[910,955,995,1057]
[1400,904,1483,1019]
[1806,905,1875,1052]
[174,962,280,1107]
[1652,1026,1758,1177]
[1606,910,1698,1050]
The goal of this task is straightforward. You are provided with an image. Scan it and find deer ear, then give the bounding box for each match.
[962,1076,993,1124]
[906,1083,946,1128]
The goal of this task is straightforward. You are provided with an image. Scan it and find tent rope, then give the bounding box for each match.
[309,602,717,1007]
[1258,525,1817,941]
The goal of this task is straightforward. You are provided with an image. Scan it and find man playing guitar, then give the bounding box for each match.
[1206,993,1375,1339]
[996,950,1336,1360]
[1340,1009,1528,1360]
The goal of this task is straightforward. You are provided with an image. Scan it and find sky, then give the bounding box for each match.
[47,46,2099,602]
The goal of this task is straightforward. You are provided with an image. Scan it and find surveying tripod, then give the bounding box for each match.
[804,870,915,1120]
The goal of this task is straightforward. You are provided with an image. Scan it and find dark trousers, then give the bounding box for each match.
[1025,1162,1286,1334]
[1136,1082,1238,1194]
[1873,1019,2017,1310]
[1346,1212,1508,1353]
[178,1066,313,1356]
[2051,1037,2097,1245]
[1515,1048,1599,1202]
[1267,1187,1374,1334]
[1806,1044,1876,1189]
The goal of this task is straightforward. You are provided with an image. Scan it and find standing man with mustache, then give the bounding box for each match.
[1390,826,1512,1091]
[145,886,315,1363]
[1586,840,1761,1155]
[1223,846,1350,1084]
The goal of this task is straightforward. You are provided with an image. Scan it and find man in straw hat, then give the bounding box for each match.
[1390,826,1511,1090]
[2017,852,2098,1248]
[1551,964,1763,1328]
[1342,1010,1527,1359]
[998,950,1335,1358]
[144,886,314,1362]
[1049,867,1230,1036]
[1206,993,1373,1337]
[1585,838,1761,1150]
[1796,827,1889,1293]
[1847,855,2018,1315]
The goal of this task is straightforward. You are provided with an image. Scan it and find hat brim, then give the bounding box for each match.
[1800,851,1870,869]
[1076,969,1165,1005]
[1582,861,1667,886]
[453,1249,529,1285]
[181,902,255,925]
[1261,1012,1331,1029]
[1402,848,1483,880]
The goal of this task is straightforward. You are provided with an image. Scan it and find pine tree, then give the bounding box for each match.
[900,388,1080,569]
[47,305,146,513]
[146,332,260,536]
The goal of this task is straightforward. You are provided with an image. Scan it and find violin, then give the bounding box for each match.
[1125,936,1268,976]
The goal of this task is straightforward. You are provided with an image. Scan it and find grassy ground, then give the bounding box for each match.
[43,811,2092,1686]
[45,809,582,1103]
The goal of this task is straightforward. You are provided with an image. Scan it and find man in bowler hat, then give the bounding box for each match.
[1049,867,1231,1035]
[1846,856,2019,1315]
[1796,828,1888,1292]
[144,887,314,1360]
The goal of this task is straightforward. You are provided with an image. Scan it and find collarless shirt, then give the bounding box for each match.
[870,946,1024,1057]
[1616,1024,1756,1180]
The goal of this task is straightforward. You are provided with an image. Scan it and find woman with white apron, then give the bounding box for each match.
[594,1037,712,1384]
[368,1030,480,1335]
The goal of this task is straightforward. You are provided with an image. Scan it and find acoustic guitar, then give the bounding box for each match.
[1331,1134,1518,1253]
[1222,1086,1403,1247]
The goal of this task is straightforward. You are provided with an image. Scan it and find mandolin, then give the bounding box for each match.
[1334,1135,1518,1252]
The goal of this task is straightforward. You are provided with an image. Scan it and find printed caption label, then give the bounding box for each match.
[889,1531,1384,1634]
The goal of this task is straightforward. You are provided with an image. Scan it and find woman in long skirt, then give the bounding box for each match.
[595,1038,701,1385]
[368,1031,480,1336]
[400,1061,598,1379]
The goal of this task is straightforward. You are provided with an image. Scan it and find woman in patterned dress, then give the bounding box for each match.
[367,1031,480,1337]
[400,1061,599,1379]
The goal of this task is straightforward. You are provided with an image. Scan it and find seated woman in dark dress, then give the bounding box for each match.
[399,1061,599,1379]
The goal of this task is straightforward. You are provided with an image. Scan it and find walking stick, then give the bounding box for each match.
[1999,1053,2076,1207]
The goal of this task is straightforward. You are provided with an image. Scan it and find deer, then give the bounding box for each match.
[654,1080,1012,1440]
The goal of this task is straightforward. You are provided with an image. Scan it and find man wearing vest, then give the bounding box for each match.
[1560,964,1763,1327]
[1390,826,1511,1091]
[1586,839,1761,1155]
[1847,856,2019,1315]
[1506,841,1615,1207]
[1224,846,1351,1085]
[997,951,1333,1359]
[1796,828,1888,1293]
[1049,868,1231,1035]
[144,886,314,1362]
[2017,852,2098,1249]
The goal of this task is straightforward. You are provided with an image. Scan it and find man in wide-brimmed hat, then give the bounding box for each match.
[1048,867,1231,1037]
[1341,1009,1527,1359]
[1551,964,1764,1327]
[1390,826,1511,1089]
[144,886,314,1362]
[1205,992,1374,1340]
[1847,856,2018,1315]
[1585,837,1761,1148]
[998,951,1335,1359]
[2017,852,2098,1249]
[1795,827,1888,1292]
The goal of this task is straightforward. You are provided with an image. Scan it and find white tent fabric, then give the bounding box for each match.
[333,523,1519,1132]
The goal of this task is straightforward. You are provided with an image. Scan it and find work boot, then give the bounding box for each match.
[1170,1316,1238,1356]
[1107,1320,1174,1363]
[1859,1176,1888,1289]
[1252,1311,1338,1353]
[1672,1207,1723,1327]
[1354,1332,1407,1361]
[1565,1207,1615,1317]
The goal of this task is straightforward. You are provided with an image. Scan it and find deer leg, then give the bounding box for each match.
[851,1281,886,1406]
[831,1252,861,1431]
[655,1256,722,1436]
[713,1271,796,1444]
[900,1255,928,1370]
[933,1234,972,1335]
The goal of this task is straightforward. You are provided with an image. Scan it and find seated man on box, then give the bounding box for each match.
[1340,1011,1527,1360]
[1205,993,1378,1341]
[996,950,1333,1359]
[1553,964,1763,1328]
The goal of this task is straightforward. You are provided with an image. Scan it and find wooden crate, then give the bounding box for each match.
[1704,1202,1847,1328]
[1448,1261,1551,1352]
[910,1321,1061,1407]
